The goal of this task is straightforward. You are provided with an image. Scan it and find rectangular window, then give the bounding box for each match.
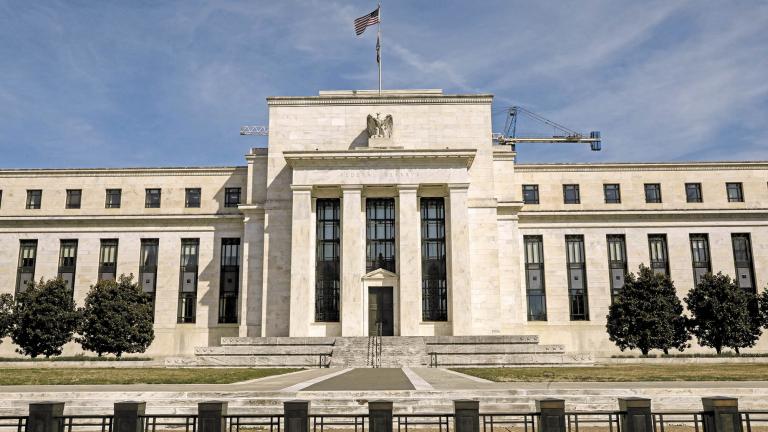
[689,234,711,287]
[686,183,702,203]
[65,189,82,209]
[366,198,396,273]
[566,235,589,321]
[563,184,580,204]
[522,185,539,204]
[607,235,628,302]
[57,240,78,295]
[732,233,755,293]
[145,188,161,208]
[178,239,199,323]
[0,190,3,208]
[16,240,38,295]
[219,238,240,323]
[648,234,669,276]
[26,190,42,209]
[315,199,340,322]
[421,198,447,321]
[105,189,122,208]
[644,183,662,203]
[185,188,201,208]
[726,183,744,202]
[225,187,241,208]
[139,239,159,320]
[604,184,621,204]
[525,235,546,321]
[99,239,119,281]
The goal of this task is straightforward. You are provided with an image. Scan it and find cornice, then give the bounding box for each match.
[283,149,476,169]
[0,214,244,222]
[267,94,493,107]
[0,166,247,178]
[515,161,768,173]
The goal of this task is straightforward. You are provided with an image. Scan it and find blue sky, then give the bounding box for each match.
[1,1,767,168]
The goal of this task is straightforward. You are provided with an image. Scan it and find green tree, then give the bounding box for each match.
[0,293,14,342]
[758,286,768,328]
[77,275,155,357]
[606,264,690,355]
[685,272,761,354]
[11,278,80,358]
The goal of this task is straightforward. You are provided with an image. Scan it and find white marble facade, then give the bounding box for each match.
[0,89,767,356]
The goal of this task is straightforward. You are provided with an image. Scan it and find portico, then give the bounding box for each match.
[284,148,477,337]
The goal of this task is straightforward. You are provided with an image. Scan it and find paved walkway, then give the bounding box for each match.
[303,368,415,391]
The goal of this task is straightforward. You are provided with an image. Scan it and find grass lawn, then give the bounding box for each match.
[453,364,768,382]
[0,368,301,385]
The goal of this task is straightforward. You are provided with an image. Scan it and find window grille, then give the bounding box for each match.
[421,198,447,321]
[315,199,340,322]
[366,198,396,273]
[525,235,547,321]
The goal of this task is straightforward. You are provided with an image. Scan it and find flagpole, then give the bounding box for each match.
[377,1,382,95]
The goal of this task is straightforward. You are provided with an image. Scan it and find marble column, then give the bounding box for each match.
[447,183,473,335]
[238,205,265,337]
[397,184,421,335]
[341,185,365,336]
[288,185,313,336]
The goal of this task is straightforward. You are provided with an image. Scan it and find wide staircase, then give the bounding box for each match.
[165,335,593,368]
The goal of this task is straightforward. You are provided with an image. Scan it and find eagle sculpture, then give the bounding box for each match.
[366,113,393,139]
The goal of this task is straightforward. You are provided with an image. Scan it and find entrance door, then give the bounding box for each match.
[368,286,394,336]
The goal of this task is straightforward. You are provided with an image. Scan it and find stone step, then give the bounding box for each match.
[196,346,334,356]
[430,353,594,367]
[165,355,328,367]
[221,337,336,346]
[427,344,565,354]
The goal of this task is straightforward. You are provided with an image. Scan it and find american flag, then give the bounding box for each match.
[354,7,380,36]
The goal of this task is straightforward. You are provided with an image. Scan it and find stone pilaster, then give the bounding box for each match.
[289,185,313,336]
[341,185,365,336]
[397,184,421,335]
[448,183,472,335]
[239,205,266,337]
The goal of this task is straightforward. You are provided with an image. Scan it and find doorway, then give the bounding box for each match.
[368,286,394,336]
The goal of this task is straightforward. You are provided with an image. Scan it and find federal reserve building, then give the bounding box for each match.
[1,89,766,362]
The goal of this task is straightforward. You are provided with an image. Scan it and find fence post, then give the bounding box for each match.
[618,398,653,432]
[702,397,742,432]
[536,399,566,432]
[27,402,65,432]
[198,401,228,432]
[114,402,146,432]
[454,400,479,432]
[369,401,393,432]
[284,401,310,432]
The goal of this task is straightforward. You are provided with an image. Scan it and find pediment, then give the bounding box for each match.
[362,268,398,280]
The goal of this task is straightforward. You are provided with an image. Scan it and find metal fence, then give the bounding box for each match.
[6,397,765,432]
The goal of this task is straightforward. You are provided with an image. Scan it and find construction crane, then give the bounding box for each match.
[493,106,601,151]
[240,125,268,136]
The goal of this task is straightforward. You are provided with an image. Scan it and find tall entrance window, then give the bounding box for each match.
[16,240,38,295]
[315,199,340,322]
[58,240,78,296]
[689,234,711,286]
[606,235,627,302]
[366,198,396,273]
[99,239,118,281]
[731,233,755,293]
[178,239,199,323]
[219,238,240,323]
[525,236,546,320]
[566,235,589,321]
[139,239,159,320]
[648,234,669,276]
[421,198,447,321]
